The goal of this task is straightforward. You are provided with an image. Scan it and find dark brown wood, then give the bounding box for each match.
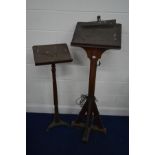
[84,48,104,97]
[71,17,122,142]
[72,48,107,142]
[46,64,69,130]
[52,64,59,118]
[71,20,121,49]
[32,43,73,130]
[33,43,73,65]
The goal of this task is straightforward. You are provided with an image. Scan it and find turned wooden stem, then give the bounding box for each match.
[51,64,59,116]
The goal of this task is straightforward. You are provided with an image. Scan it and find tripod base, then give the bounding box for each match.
[46,115,69,131]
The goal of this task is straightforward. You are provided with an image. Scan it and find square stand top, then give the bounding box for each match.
[71,19,122,49]
[32,43,73,65]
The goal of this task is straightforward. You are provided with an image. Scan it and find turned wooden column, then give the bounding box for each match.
[51,64,59,119]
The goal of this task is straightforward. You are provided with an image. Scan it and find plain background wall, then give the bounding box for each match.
[26,0,129,115]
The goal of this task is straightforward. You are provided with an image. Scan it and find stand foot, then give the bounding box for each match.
[82,127,91,142]
[46,116,69,131]
[72,121,107,142]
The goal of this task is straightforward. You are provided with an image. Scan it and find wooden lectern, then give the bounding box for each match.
[71,16,122,142]
[32,43,73,130]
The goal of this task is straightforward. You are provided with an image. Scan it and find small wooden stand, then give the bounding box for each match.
[71,16,122,142]
[32,43,73,130]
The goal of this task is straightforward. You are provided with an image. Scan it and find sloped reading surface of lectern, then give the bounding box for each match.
[71,19,121,49]
[71,17,122,142]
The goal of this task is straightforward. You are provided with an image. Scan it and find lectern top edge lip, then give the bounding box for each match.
[34,59,73,66]
[32,43,73,66]
[32,43,67,49]
[70,42,121,49]
[75,20,121,27]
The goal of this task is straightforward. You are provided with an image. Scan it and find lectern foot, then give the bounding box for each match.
[91,125,107,133]
[82,127,91,142]
[71,121,85,127]
[72,121,107,142]
[46,116,69,131]
[82,126,107,142]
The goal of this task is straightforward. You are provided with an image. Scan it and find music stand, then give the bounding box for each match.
[33,43,73,130]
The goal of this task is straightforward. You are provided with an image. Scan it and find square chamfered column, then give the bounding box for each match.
[71,16,122,142]
[32,43,73,130]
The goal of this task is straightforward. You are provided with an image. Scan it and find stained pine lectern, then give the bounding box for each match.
[33,44,73,130]
[71,16,122,142]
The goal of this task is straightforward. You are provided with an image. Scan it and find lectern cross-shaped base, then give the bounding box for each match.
[71,48,107,142]
[32,44,73,131]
